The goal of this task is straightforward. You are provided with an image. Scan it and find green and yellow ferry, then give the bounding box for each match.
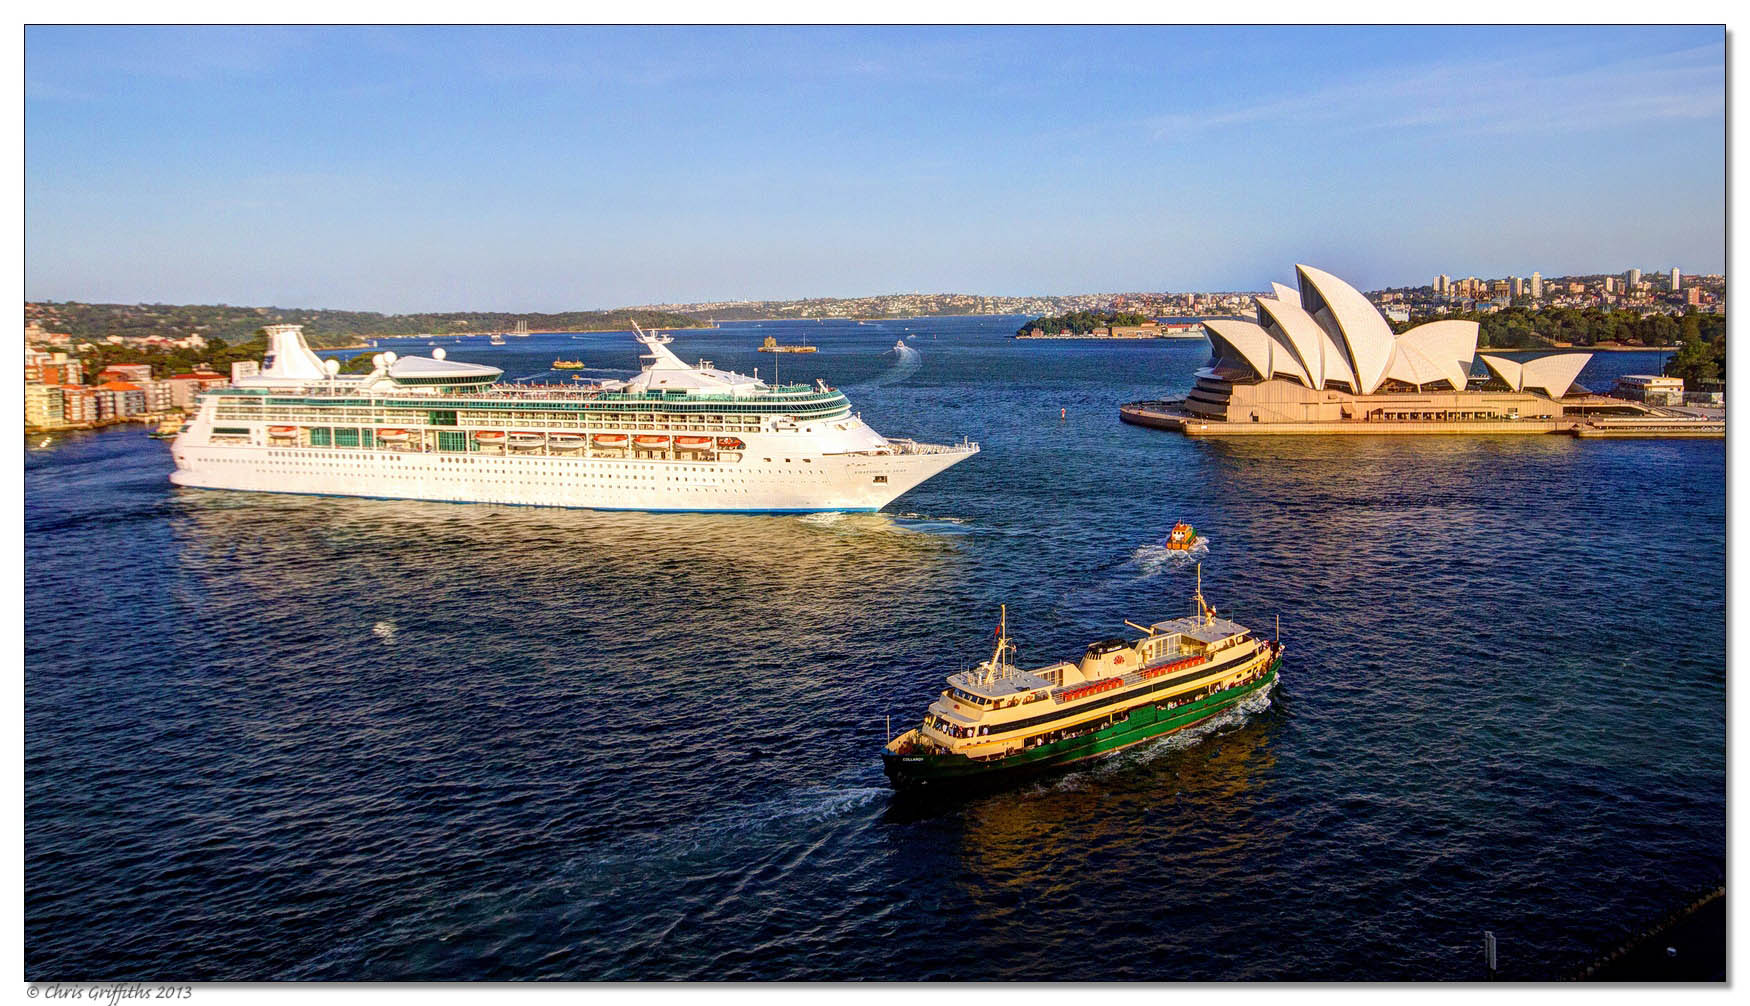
[882,571,1281,791]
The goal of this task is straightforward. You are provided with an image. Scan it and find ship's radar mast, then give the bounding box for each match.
[982,604,1014,685]
[1193,563,1216,626]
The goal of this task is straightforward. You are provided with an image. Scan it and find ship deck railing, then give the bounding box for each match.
[883,437,980,455]
[214,382,830,402]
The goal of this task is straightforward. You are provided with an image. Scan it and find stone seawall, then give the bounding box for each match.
[1119,402,1565,436]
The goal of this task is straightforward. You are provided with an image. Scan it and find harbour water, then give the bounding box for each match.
[25,317,1724,979]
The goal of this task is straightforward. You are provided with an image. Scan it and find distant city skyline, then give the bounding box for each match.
[26,25,1726,314]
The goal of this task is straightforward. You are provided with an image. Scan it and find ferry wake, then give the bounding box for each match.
[883,569,1281,791]
[168,324,979,512]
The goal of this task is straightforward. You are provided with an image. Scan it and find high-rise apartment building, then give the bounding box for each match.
[1670,267,1682,290]
[1529,272,1543,299]
[1626,268,1641,287]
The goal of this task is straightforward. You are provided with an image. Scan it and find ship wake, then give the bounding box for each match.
[1129,538,1211,576]
[863,344,921,387]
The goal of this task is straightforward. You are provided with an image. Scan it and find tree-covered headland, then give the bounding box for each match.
[1016,310,1153,336]
[29,301,707,349]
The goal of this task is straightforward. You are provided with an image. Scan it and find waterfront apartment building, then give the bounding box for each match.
[60,385,98,425]
[167,371,229,409]
[26,348,83,387]
[140,378,174,413]
[97,363,155,385]
[25,383,63,429]
[94,381,148,420]
[1530,272,1543,299]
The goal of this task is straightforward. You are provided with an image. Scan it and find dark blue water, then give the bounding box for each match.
[25,318,1724,980]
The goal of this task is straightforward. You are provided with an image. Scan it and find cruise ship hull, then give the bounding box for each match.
[882,661,1279,792]
[169,437,976,513]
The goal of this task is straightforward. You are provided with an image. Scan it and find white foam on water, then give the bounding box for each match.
[372,620,398,644]
[1130,538,1211,578]
[767,785,889,823]
[891,511,969,525]
[865,345,921,387]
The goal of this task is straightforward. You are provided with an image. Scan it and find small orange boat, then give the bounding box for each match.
[1164,522,1200,551]
[674,436,713,449]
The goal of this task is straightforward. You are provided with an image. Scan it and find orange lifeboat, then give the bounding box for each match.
[674,436,713,449]
[376,428,411,443]
[633,434,670,448]
[267,426,297,436]
[592,433,628,445]
[1164,522,1200,551]
[473,431,506,444]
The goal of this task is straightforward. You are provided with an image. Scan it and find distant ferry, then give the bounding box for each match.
[759,335,817,353]
[552,359,587,370]
[882,569,1280,791]
[168,324,979,513]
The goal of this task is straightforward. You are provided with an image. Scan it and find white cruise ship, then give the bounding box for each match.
[168,325,979,512]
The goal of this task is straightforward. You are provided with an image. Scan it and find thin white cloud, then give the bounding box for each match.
[1148,39,1722,140]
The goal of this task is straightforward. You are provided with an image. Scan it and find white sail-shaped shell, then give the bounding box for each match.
[1296,264,1396,394]
[1481,352,1591,398]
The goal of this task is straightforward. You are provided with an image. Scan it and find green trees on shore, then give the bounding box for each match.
[1398,305,1721,351]
[75,335,269,382]
[1664,313,1726,386]
[1016,310,1153,336]
[1393,305,1726,388]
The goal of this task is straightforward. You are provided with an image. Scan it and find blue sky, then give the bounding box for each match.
[25,25,1726,313]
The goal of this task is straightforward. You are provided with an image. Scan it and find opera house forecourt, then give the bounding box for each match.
[1120,263,1629,436]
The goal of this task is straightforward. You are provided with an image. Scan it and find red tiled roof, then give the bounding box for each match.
[98,381,143,391]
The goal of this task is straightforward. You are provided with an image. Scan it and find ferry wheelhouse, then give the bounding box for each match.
[169,324,978,512]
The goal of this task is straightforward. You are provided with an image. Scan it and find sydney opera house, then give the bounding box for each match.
[1127,263,1599,432]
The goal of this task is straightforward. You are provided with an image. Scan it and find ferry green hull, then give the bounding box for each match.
[883,659,1279,792]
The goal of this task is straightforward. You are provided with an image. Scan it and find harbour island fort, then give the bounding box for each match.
[1121,263,1722,437]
